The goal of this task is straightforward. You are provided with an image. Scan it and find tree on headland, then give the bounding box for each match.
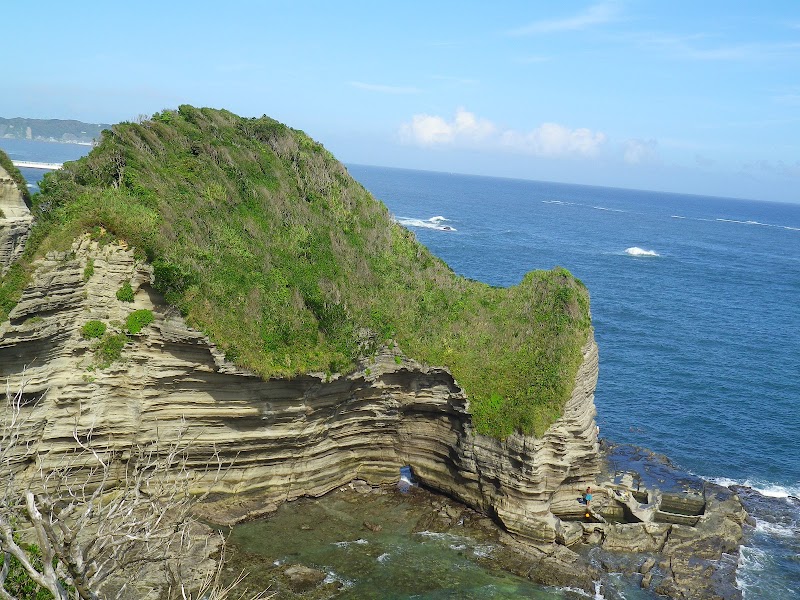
[0,373,270,600]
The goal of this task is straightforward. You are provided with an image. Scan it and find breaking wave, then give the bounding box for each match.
[395,215,456,231]
[707,477,800,499]
[624,247,659,257]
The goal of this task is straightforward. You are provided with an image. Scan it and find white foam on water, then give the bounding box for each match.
[715,218,800,232]
[395,215,457,231]
[706,476,800,499]
[549,585,594,598]
[671,215,686,219]
[737,545,767,596]
[323,570,354,589]
[594,580,607,599]
[471,544,494,558]
[377,552,391,563]
[415,530,461,542]
[333,538,368,547]
[624,246,660,257]
[593,206,626,213]
[542,200,575,205]
[449,543,467,551]
[755,519,797,538]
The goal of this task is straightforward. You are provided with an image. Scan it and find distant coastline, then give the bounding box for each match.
[0,116,108,145]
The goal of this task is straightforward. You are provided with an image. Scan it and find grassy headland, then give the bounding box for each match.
[0,106,591,438]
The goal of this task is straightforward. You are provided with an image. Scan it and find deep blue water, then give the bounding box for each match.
[3,138,796,597]
[348,164,800,599]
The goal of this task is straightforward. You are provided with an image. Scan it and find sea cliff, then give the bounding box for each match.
[0,112,747,599]
[0,236,600,545]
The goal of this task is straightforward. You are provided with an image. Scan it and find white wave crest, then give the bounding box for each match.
[739,545,767,573]
[707,476,800,499]
[715,218,800,232]
[395,216,457,231]
[625,247,659,257]
[377,552,391,563]
[755,519,798,538]
[593,206,626,213]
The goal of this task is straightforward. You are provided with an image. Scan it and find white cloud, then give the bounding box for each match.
[400,108,496,146]
[623,139,659,164]
[502,123,607,157]
[349,81,421,94]
[508,2,619,36]
[400,109,606,158]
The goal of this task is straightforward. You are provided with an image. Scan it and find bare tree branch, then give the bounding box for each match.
[1,372,269,600]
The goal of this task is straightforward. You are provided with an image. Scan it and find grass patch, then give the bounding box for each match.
[125,309,153,334]
[0,106,591,438]
[81,320,107,339]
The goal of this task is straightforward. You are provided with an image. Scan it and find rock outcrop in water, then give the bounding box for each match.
[0,163,32,275]
[0,237,600,547]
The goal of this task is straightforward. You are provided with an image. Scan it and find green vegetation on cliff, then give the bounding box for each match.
[0,106,591,438]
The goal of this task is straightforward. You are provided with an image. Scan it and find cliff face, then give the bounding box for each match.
[0,237,600,543]
[0,164,32,275]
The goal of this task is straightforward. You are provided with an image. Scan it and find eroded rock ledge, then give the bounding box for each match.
[0,237,600,542]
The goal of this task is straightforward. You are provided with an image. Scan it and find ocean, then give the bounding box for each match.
[2,139,797,598]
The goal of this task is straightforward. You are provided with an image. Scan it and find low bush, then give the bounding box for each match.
[81,320,107,339]
[94,332,128,368]
[116,281,134,302]
[125,309,154,334]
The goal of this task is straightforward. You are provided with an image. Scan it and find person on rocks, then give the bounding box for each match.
[584,487,593,508]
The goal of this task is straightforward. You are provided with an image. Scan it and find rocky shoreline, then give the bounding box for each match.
[218,441,748,600]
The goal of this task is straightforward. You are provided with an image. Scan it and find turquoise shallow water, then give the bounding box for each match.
[228,488,596,599]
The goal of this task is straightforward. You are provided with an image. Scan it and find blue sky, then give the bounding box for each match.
[2,1,799,202]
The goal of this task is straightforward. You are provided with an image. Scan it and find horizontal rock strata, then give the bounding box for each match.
[0,237,601,544]
[0,164,32,275]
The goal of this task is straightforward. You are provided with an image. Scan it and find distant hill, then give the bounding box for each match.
[0,117,109,144]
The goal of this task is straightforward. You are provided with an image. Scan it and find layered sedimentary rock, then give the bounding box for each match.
[0,164,32,275]
[0,236,600,542]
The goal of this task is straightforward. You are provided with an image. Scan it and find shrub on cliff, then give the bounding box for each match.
[0,106,591,437]
[116,281,134,302]
[126,309,154,334]
[81,320,106,339]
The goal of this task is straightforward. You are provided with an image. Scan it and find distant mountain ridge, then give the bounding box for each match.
[0,117,109,144]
